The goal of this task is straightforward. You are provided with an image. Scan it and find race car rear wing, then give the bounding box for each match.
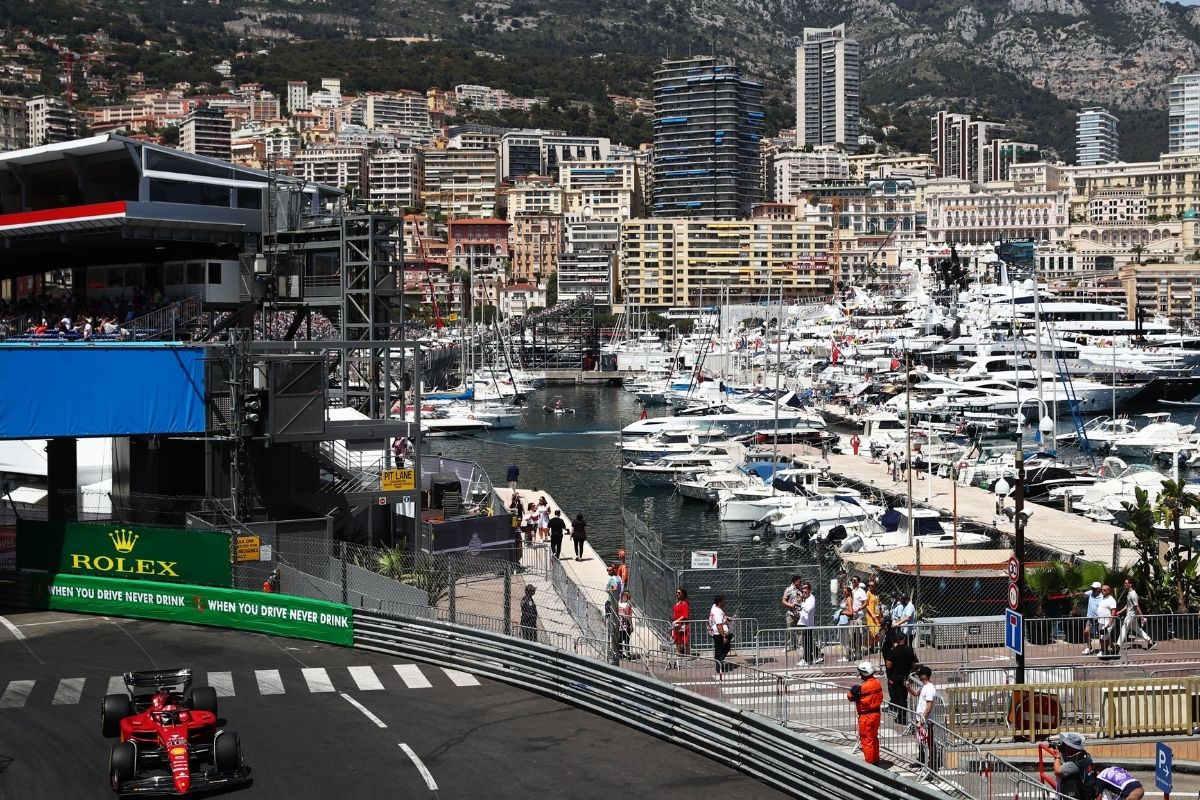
[124,668,194,694]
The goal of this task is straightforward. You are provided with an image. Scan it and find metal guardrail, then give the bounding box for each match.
[943,676,1200,743]
[351,608,955,800]
[747,613,1200,671]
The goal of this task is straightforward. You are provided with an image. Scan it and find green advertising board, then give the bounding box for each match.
[28,573,354,646]
[17,520,232,587]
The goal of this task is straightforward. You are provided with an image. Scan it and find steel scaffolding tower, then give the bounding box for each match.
[339,214,405,414]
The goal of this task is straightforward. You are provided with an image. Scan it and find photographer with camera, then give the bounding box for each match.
[1052,732,1096,800]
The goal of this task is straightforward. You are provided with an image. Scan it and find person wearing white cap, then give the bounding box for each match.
[1080,582,1104,656]
[1052,731,1095,800]
[846,661,882,766]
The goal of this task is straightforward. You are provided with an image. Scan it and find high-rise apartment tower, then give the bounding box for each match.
[651,56,764,219]
[796,25,860,154]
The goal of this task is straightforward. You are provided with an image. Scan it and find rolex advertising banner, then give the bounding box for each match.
[17,521,232,587]
[28,573,354,646]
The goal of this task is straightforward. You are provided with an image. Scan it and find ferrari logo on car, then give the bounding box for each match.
[169,746,187,757]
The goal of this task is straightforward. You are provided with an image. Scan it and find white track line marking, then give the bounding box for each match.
[393,664,431,689]
[348,666,384,691]
[302,668,335,693]
[441,668,479,686]
[53,677,85,705]
[206,671,235,697]
[0,680,34,708]
[107,676,125,695]
[399,743,438,790]
[0,615,26,640]
[340,692,387,728]
[255,669,284,695]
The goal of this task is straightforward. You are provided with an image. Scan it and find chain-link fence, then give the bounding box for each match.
[622,507,826,638]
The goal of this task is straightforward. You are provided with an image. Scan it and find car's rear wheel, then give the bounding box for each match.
[187,686,218,715]
[101,694,132,738]
[110,741,136,790]
[214,731,241,772]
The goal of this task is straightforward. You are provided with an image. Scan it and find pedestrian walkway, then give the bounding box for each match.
[778,441,1139,567]
[495,487,660,651]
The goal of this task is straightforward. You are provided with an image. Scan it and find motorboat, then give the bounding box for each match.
[395,407,492,437]
[1108,413,1196,459]
[839,507,992,553]
[758,495,877,541]
[1054,416,1138,448]
[617,426,729,464]
[717,468,860,520]
[620,394,825,438]
[543,397,576,415]
[620,442,747,487]
[674,468,764,503]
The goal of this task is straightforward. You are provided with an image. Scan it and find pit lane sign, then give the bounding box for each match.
[381,468,416,492]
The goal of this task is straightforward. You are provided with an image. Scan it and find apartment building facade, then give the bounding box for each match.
[619,217,832,309]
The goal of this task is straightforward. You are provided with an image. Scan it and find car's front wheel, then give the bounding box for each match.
[214,730,241,772]
[101,694,132,738]
[187,686,218,715]
[109,741,136,791]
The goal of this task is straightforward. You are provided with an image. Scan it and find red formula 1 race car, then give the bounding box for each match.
[100,668,250,797]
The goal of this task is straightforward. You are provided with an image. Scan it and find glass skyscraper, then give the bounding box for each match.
[1076,107,1119,166]
[1168,74,1200,154]
[651,57,764,219]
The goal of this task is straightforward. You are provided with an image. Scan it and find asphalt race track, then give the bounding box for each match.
[0,611,789,799]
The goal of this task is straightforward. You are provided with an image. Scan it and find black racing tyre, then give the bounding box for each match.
[214,731,241,772]
[187,686,218,715]
[101,694,132,738]
[783,528,798,542]
[110,741,136,789]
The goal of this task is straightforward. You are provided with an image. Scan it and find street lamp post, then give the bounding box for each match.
[994,450,1027,685]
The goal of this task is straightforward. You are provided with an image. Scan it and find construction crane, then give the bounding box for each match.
[829,197,843,292]
[427,276,445,329]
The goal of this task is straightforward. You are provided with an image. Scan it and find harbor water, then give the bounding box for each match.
[422,384,840,624]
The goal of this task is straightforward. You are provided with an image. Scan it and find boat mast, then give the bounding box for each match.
[772,277,780,485]
[905,339,913,547]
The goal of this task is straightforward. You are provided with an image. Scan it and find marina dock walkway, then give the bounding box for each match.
[788,443,1138,568]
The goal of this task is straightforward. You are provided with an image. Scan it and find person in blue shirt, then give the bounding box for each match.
[505,462,519,490]
[1080,581,1104,656]
[891,592,916,647]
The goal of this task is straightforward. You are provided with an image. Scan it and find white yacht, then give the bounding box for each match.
[1108,413,1197,459]
[617,426,729,464]
[620,442,747,487]
[839,508,992,553]
[620,394,825,438]
[675,469,764,503]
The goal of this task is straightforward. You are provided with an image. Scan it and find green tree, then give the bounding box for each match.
[545,271,558,307]
[1120,486,1169,612]
[1154,478,1200,611]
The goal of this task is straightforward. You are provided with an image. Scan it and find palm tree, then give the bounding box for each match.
[1121,486,1167,611]
[1154,478,1200,611]
[1130,244,1147,264]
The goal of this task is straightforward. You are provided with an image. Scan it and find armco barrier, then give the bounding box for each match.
[352,608,949,800]
[26,573,353,645]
